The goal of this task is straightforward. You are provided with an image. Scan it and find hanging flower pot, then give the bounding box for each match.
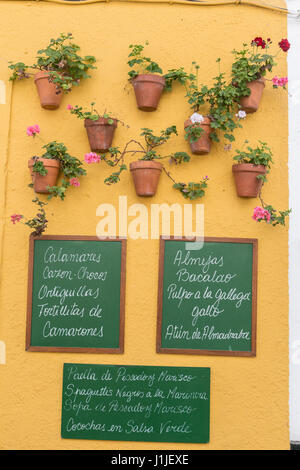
[84,118,117,153]
[184,116,212,155]
[127,43,186,110]
[132,74,165,111]
[34,72,63,110]
[130,160,162,196]
[239,78,265,113]
[232,163,266,197]
[28,158,60,193]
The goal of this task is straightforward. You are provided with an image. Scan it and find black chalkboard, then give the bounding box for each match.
[61,363,210,443]
[157,237,257,356]
[26,235,126,353]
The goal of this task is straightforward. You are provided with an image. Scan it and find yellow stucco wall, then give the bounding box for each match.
[0,0,289,450]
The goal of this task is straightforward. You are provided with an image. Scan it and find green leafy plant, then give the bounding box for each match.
[184,61,242,143]
[233,140,273,183]
[173,179,209,200]
[163,68,190,92]
[85,126,209,200]
[67,102,128,128]
[32,160,48,176]
[10,198,48,236]
[31,141,86,200]
[184,124,205,144]
[183,63,207,144]
[206,67,242,142]
[128,43,162,78]
[68,102,115,124]
[184,62,207,112]
[128,42,188,91]
[9,33,96,93]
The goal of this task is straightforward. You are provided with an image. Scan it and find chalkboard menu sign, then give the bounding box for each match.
[61,363,210,443]
[26,236,126,353]
[157,237,257,356]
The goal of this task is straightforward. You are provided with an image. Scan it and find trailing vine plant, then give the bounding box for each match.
[253,199,291,227]
[11,198,48,236]
[84,126,209,200]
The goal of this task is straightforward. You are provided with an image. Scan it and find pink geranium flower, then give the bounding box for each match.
[252,206,271,223]
[69,177,80,187]
[84,152,101,164]
[272,76,288,87]
[67,104,73,110]
[10,214,23,224]
[27,125,40,137]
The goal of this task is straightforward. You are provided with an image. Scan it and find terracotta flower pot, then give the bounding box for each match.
[239,78,265,113]
[132,74,165,111]
[184,117,212,155]
[34,71,63,110]
[130,160,162,196]
[28,158,60,193]
[84,118,117,153]
[232,163,266,197]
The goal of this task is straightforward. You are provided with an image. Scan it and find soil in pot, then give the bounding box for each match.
[34,72,63,110]
[28,158,60,193]
[132,74,165,111]
[232,163,266,197]
[239,78,265,113]
[84,118,117,153]
[184,117,212,155]
[130,160,162,196]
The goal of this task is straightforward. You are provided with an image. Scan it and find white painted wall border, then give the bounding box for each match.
[0,80,5,104]
[288,0,300,445]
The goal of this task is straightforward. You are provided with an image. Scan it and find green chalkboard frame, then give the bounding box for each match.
[61,363,210,443]
[156,236,258,357]
[26,235,126,354]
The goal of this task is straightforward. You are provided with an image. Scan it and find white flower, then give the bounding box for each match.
[235,110,247,119]
[190,112,205,124]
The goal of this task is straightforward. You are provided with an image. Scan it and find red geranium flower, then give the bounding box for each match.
[252,37,266,49]
[279,38,290,52]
